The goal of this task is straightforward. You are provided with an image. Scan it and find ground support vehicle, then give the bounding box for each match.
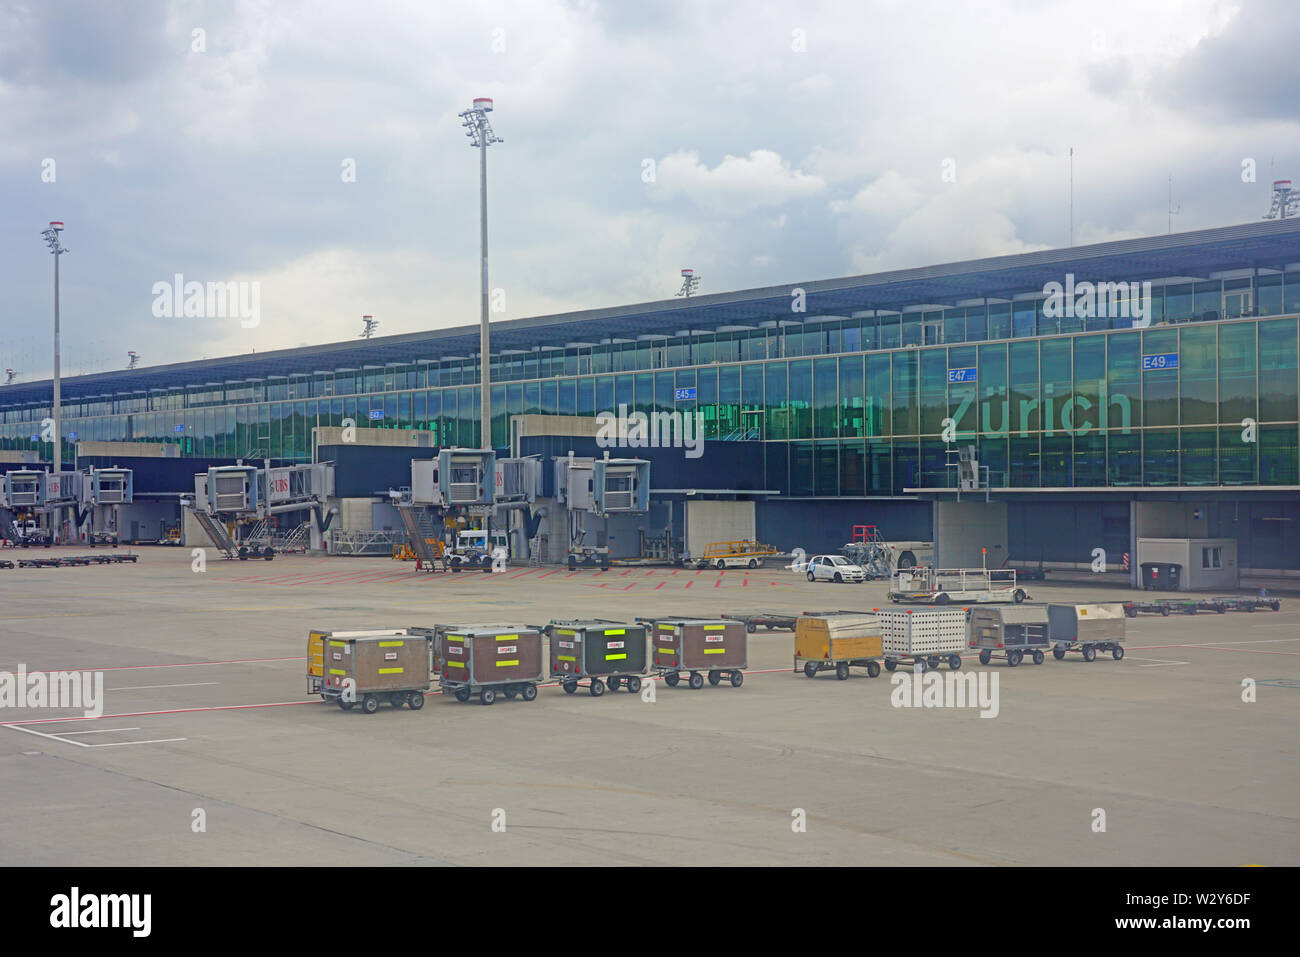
[793,613,884,679]
[889,567,1026,605]
[969,605,1051,666]
[1048,603,1127,662]
[879,607,968,672]
[437,624,544,705]
[805,554,869,583]
[693,540,778,570]
[543,619,648,696]
[312,629,434,713]
[640,617,747,689]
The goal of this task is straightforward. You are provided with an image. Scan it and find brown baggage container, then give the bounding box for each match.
[437,623,544,706]
[315,630,434,714]
[645,617,747,689]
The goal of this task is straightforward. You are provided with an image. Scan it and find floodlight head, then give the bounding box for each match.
[49,220,64,231]
[473,97,493,112]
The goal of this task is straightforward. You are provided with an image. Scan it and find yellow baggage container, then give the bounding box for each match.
[794,613,884,680]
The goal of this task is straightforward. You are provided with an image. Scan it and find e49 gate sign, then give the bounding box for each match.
[1142,353,1179,371]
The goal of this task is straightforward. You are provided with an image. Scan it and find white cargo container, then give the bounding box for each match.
[879,607,968,672]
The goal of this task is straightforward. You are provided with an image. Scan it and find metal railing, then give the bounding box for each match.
[328,529,406,556]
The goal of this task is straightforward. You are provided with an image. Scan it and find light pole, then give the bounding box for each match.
[459,97,502,450]
[41,221,67,472]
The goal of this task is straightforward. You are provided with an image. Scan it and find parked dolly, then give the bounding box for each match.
[969,605,1050,666]
[1048,603,1126,661]
[880,607,967,672]
[641,617,747,689]
[311,629,434,713]
[543,618,648,696]
[794,612,884,679]
[724,611,798,634]
[1212,595,1282,613]
[437,623,545,705]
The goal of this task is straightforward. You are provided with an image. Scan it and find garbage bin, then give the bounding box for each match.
[1140,562,1182,591]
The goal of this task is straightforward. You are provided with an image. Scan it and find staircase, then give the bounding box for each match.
[190,508,237,558]
[276,521,310,553]
[396,505,443,572]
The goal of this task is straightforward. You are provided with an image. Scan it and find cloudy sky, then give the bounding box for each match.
[1,0,1296,378]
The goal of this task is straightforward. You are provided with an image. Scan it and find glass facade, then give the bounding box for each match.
[3,279,1299,496]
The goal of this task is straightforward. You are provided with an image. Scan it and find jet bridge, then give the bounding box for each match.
[76,467,133,545]
[190,461,335,556]
[554,453,650,568]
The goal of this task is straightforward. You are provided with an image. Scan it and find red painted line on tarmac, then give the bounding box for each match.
[654,582,665,590]
[714,579,722,588]
[14,657,302,676]
[684,581,693,589]
[565,572,580,578]
[622,584,636,591]
[538,570,562,578]
[620,570,632,577]
[670,569,680,576]
[505,570,537,579]
[1193,646,1300,657]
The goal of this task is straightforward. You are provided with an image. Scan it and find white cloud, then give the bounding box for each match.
[650,148,826,214]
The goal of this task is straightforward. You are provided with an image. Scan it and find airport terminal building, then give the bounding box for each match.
[3,219,1299,578]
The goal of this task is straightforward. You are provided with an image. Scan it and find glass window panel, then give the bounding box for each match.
[891,438,918,493]
[919,437,947,487]
[697,367,719,440]
[1040,337,1072,437]
[1013,300,1037,338]
[1256,274,1283,316]
[865,354,891,436]
[977,343,1007,436]
[866,437,892,494]
[891,352,918,436]
[1259,318,1298,422]
[1260,425,1299,485]
[765,362,789,440]
[1073,433,1105,486]
[1107,332,1141,431]
[595,376,614,413]
[576,377,595,416]
[988,303,1011,340]
[1164,283,1194,322]
[813,357,837,437]
[1193,280,1222,322]
[1179,324,1217,425]
[947,346,978,436]
[718,365,740,437]
[1041,434,1071,487]
[633,373,653,414]
[1143,429,1179,485]
[1218,425,1257,484]
[838,355,865,437]
[815,441,838,496]
[1010,435,1040,487]
[919,349,947,435]
[1180,427,1217,485]
[840,439,865,496]
[1009,341,1039,436]
[944,309,966,344]
[789,441,813,496]
[557,379,576,416]
[1219,323,1256,423]
[1141,329,1179,427]
[1108,431,1141,486]
[965,305,988,343]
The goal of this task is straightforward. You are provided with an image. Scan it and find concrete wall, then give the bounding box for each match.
[933,501,1008,569]
[120,500,182,543]
[330,497,383,534]
[684,501,756,560]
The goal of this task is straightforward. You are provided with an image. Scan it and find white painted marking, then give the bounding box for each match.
[3,723,185,749]
[55,727,142,736]
[111,682,220,691]
[86,738,187,748]
[3,724,89,748]
[1132,657,1190,667]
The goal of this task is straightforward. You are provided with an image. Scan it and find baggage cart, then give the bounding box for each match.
[793,612,884,679]
[888,567,1026,605]
[314,629,434,713]
[879,607,967,672]
[724,611,798,633]
[543,618,648,696]
[1211,595,1282,613]
[642,617,747,689]
[969,605,1050,666]
[1048,603,1127,661]
[437,623,544,705]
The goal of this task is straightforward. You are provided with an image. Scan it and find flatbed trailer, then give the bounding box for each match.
[723,612,799,633]
[1123,597,1225,617]
[889,567,1027,605]
[1211,595,1282,612]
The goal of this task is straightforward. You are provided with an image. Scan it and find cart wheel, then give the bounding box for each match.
[337,698,353,710]
[1032,650,1044,665]
[1216,604,1226,614]
[665,672,680,687]
[1112,646,1125,661]
[1082,646,1097,662]
[390,694,405,708]
[978,649,991,666]
[867,660,881,678]
[625,676,641,694]
[408,691,425,710]
[1053,646,1066,661]
[948,654,962,670]
[803,661,819,678]
[1246,604,1255,613]
[562,680,578,695]
[1125,606,1137,618]
[748,558,758,569]
[884,659,896,671]
[1272,602,1281,612]
[835,662,850,681]
[935,593,949,605]
[708,671,722,686]
[746,622,756,633]
[320,693,330,702]
[480,688,496,705]
[608,676,622,691]
[454,688,471,702]
[688,672,704,690]
[730,670,744,688]
[521,684,538,701]
[361,694,379,714]
[914,658,926,673]
[504,689,517,700]
[1160,606,1170,617]
[590,678,605,697]
[807,571,815,582]
[1189,605,1198,615]
[716,559,726,569]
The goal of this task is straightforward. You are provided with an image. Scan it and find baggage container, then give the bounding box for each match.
[545,619,648,696]
[315,630,434,713]
[793,613,884,680]
[437,623,544,705]
[879,607,967,672]
[308,628,422,695]
[643,617,747,689]
[969,605,1050,667]
[1047,603,1127,661]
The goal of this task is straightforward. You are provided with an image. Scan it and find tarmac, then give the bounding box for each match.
[1,545,1296,866]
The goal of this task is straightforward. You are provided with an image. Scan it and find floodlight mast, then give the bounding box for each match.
[677,268,700,297]
[41,221,67,471]
[459,97,502,450]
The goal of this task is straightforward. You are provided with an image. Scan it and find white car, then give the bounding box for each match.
[806,555,867,583]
